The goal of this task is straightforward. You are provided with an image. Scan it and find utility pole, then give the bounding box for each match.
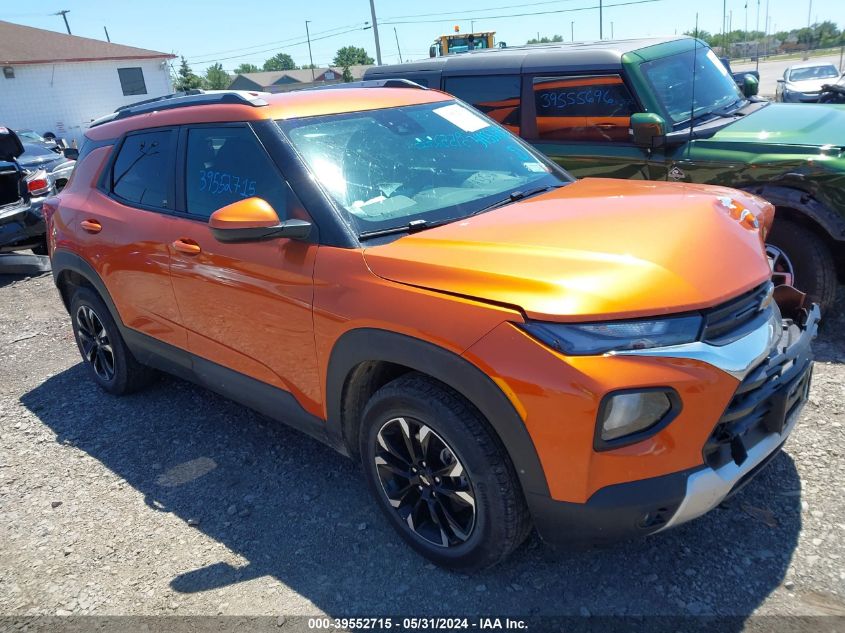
[764,0,770,58]
[369,0,383,66]
[54,10,71,35]
[394,27,403,63]
[599,0,603,40]
[103,26,111,42]
[611,21,614,39]
[806,0,813,55]
[722,0,727,53]
[571,21,574,42]
[305,21,315,80]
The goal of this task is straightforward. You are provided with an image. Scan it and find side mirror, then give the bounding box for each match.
[429,45,437,58]
[209,197,311,243]
[630,113,667,148]
[742,75,759,98]
[62,147,79,160]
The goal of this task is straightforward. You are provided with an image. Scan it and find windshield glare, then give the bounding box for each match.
[788,65,839,82]
[278,101,568,234]
[642,47,743,126]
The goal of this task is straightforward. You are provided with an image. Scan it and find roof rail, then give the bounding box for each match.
[88,90,270,129]
[306,78,427,91]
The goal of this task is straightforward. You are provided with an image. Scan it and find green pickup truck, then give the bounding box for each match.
[366,37,845,309]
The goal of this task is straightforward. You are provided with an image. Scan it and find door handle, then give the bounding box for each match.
[80,219,102,234]
[172,238,201,255]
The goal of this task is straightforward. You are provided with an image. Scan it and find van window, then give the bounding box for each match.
[531,75,636,142]
[111,130,174,209]
[185,126,286,219]
[443,75,521,134]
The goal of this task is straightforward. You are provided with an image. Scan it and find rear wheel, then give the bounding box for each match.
[70,287,155,395]
[359,373,530,570]
[766,218,837,312]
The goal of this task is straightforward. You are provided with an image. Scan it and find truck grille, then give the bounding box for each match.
[701,282,774,345]
[703,320,813,470]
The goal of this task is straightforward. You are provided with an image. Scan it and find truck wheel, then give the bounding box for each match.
[766,218,837,312]
[70,287,155,395]
[359,373,531,570]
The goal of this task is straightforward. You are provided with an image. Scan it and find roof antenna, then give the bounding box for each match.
[687,13,699,159]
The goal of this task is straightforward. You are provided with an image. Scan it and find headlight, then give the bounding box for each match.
[596,389,680,449]
[517,315,703,356]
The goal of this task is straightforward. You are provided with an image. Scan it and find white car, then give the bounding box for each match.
[776,62,842,102]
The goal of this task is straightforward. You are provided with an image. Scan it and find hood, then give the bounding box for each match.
[0,127,24,162]
[363,179,772,322]
[785,78,835,93]
[711,103,845,148]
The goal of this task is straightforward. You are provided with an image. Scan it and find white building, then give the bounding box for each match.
[0,20,174,145]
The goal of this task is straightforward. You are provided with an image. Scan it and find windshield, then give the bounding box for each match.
[641,47,743,126]
[16,130,45,143]
[447,36,489,54]
[277,101,570,235]
[788,65,839,82]
[21,144,58,159]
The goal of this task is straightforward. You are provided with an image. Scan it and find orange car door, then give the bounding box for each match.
[167,124,321,415]
[68,129,187,350]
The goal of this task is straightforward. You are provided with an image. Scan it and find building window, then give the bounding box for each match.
[443,75,521,134]
[324,71,335,80]
[117,67,147,96]
[3,66,14,79]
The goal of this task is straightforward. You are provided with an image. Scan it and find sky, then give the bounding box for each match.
[2,0,843,75]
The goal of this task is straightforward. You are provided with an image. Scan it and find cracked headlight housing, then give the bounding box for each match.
[518,315,703,356]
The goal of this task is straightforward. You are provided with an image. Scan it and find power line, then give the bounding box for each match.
[379,0,665,26]
[188,26,371,65]
[185,21,369,61]
[384,0,584,21]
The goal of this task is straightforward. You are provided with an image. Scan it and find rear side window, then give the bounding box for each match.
[531,75,636,142]
[185,126,286,219]
[443,75,521,133]
[111,130,175,208]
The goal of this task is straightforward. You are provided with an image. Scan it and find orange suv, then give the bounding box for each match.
[45,85,819,570]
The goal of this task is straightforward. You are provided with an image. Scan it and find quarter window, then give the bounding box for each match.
[185,127,286,219]
[531,75,636,142]
[443,75,521,133]
[111,130,174,208]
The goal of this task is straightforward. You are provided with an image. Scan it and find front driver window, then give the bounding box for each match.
[531,74,637,142]
[185,126,286,219]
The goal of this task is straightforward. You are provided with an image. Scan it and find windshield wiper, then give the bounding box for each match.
[358,217,456,241]
[468,184,563,217]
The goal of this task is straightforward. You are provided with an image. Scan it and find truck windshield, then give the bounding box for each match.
[277,101,569,235]
[641,47,744,126]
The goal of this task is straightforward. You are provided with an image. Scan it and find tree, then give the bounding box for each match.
[173,56,203,92]
[526,34,563,45]
[333,46,374,67]
[342,66,354,83]
[234,63,260,74]
[204,63,231,90]
[263,53,296,71]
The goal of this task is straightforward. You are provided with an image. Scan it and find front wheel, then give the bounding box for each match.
[766,218,837,312]
[359,373,531,570]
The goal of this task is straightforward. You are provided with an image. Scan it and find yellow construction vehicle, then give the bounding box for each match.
[429,27,498,57]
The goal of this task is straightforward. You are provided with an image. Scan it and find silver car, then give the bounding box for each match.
[776,62,842,103]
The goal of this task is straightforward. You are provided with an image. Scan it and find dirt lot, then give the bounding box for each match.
[1,273,844,627]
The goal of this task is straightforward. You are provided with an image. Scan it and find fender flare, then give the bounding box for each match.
[740,184,845,243]
[325,328,551,497]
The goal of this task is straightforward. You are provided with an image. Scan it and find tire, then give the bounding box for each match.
[69,287,155,395]
[359,373,531,570]
[31,239,48,256]
[766,218,837,312]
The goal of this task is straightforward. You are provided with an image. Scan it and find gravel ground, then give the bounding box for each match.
[1,273,844,626]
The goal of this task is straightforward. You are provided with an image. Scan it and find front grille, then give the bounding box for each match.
[701,282,774,345]
[703,320,813,470]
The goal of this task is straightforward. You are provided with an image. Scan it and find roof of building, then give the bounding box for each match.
[366,37,688,77]
[0,20,175,65]
[231,64,371,88]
